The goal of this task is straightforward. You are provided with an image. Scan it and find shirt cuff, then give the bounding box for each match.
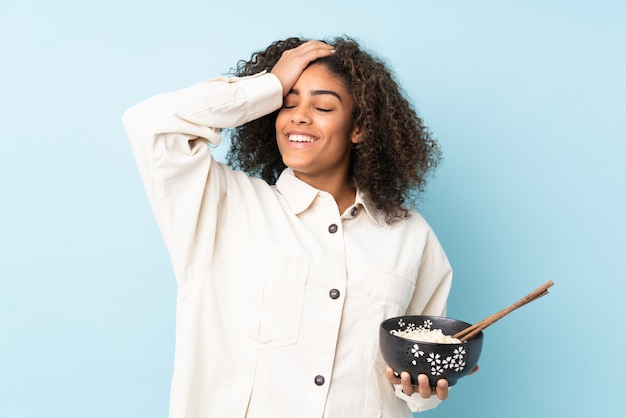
[393,384,443,413]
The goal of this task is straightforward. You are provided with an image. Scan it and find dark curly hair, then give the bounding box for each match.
[226,36,442,223]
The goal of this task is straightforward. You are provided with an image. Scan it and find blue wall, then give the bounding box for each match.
[1,1,624,417]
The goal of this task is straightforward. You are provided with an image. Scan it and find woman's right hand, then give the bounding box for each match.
[270,40,335,96]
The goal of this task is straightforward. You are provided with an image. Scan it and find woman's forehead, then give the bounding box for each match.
[294,64,351,97]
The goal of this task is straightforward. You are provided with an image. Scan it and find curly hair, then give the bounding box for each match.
[226,36,442,223]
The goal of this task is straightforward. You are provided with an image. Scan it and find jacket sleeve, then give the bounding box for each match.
[395,226,453,411]
[122,72,283,284]
[407,225,453,317]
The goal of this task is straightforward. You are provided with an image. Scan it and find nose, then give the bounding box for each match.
[291,107,311,125]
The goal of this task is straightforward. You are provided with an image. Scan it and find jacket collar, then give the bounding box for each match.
[275,168,381,224]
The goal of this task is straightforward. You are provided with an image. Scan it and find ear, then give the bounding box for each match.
[350,125,363,144]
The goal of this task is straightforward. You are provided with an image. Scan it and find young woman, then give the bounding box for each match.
[124,36,460,418]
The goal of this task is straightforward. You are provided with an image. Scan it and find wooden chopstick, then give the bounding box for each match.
[453,280,554,342]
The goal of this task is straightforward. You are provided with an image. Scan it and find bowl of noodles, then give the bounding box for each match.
[379,315,483,387]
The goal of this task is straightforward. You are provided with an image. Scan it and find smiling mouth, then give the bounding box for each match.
[288,134,319,143]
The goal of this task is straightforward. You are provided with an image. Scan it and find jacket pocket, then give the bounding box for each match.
[232,245,309,348]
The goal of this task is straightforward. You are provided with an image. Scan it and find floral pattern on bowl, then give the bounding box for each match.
[380,315,484,387]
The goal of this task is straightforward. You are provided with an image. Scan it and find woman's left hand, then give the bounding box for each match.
[385,365,479,400]
[385,367,449,400]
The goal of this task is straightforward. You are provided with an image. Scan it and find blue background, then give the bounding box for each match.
[1,1,624,417]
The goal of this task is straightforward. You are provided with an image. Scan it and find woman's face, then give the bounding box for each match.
[275,63,360,185]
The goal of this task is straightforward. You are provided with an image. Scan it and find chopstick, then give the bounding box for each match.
[453,280,554,342]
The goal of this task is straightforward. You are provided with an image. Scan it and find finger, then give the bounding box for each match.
[400,371,416,395]
[386,367,401,384]
[282,41,335,68]
[293,40,335,55]
[417,374,433,398]
[435,378,449,400]
[469,365,479,375]
[278,40,334,65]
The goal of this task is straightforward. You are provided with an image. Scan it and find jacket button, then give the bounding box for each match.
[314,375,325,386]
[329,289,340,299]
[328,224,338,233]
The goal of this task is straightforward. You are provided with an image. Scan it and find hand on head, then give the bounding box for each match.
[270,40,335,96]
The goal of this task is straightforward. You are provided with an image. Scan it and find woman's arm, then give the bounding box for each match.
[387,225,454,410]
[122,72,283,283]
[123,72,284,193]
